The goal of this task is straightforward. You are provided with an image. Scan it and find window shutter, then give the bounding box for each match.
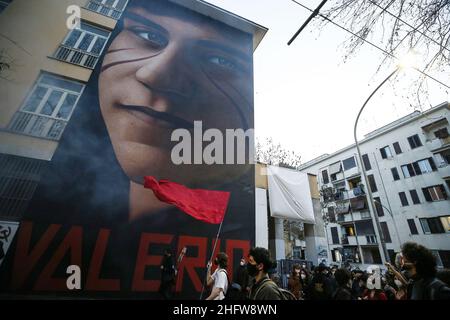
[408,136,414,148]
[439,185,448,199]
[412,162,422,175]
[429,158,437,171]
[422,188,432,202]
[407,164,416,177]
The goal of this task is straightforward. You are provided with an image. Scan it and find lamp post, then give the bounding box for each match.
[353,67,400,265]
[373,199,402,248]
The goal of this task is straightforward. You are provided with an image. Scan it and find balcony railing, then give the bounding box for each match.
[365,235,377,244]
[8,111,67,140]
[349,185,365,198]
[54,44,99,69]
[341,235,357,245]
[86,0,124,19]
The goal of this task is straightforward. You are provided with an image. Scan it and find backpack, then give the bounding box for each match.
[218,269,234,300]
[253,278,297,300]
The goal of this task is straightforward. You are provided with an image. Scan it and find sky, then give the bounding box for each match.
[205,0,450,163]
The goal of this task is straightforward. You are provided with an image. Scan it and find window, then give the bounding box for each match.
[399,192,409,206]
[401,164,412,178]
[420,218,431,234]
[367,174,378,192]
[435,150,450,167]
[0,154,46,219]
[330,227,339,244]
[407,134,422,149]
[86,0,129,19]
[373,197,384,217]
[439,250,450,268]
[416,158,437,174]
[343,224,355,236]
[407,219,419,235]
[432,251,445,269]
[8,73,84,140]
[321,169,329,184]
[440,216,450,232]
[409,190,421,204]
[354,220,375,236]
[391,167,400,181]
[380,146,393,159]
[401,159,436,177]
[327,207,336,223]
[0,0,12,13]
[393,142,402,154]
[54,21,110,69]
[420,218,445,234]
[360,211,371,219]
[434,127,449,139]
[422,185,448,202]
[380,222,392,243]
[362,154,372,170]
[343,156,356,170]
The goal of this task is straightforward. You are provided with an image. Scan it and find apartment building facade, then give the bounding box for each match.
[0,0,127,222]
[299,102,450,269]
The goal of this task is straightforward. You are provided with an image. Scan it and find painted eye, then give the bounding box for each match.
[134,29,168,49]
[208,56,239,71]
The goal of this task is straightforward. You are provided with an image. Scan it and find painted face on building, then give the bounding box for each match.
[98,0,253,188]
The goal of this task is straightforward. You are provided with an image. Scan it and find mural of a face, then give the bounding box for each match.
[99,0,254,188]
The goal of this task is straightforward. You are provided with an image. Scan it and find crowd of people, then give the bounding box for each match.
[160,241,450,300]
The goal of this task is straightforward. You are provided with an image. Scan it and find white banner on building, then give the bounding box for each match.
[255,188,269,249]
[267,165,315,224]
[0,221,20,267]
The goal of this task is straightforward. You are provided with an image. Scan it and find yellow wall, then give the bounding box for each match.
[0,132,58,161]
[255,162,268,189]
[308,174,320,199]
[0,0,117,159]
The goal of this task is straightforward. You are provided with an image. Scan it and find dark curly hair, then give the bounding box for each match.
[334,268,351,287]
[401,242,437,279]
[248,247,276,272]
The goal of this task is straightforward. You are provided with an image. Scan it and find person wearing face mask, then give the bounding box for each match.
[401,242,450,300]
[288,264,303,299]
[247,247,284,300]
[206,252,229,300]
[235,257,250,296]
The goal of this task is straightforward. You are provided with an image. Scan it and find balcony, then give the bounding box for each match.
[358,235,378,245]
[85,0,124,19]
[348,185,365,198]
[350,196,368,212]
[8,111,67,140]
[54,44,99,69]
[341,235,357,246]
[334,191,349,201]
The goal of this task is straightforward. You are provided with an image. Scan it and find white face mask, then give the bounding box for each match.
[394,280,402,288]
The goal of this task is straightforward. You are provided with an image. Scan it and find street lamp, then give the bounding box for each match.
[354,67,399,264]
[373,199,402,250]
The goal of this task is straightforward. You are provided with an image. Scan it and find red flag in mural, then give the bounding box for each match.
[143,176,230,224]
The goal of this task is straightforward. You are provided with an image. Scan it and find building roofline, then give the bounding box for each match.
[298,101,449,170]
[169,0,268,51]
